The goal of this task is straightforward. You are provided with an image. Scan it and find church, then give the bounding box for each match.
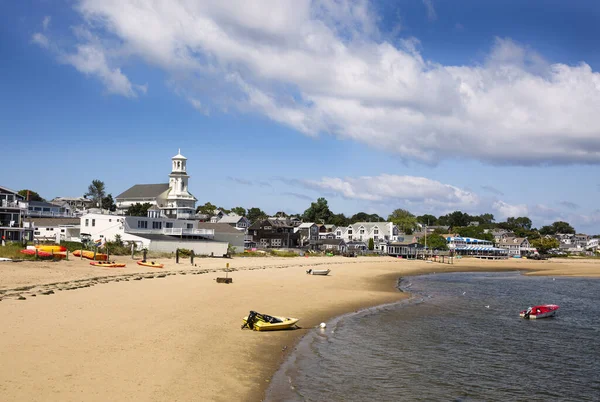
[115,150,197,219]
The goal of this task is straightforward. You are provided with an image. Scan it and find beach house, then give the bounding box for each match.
[0,185,33,242]
[335,222,401,252]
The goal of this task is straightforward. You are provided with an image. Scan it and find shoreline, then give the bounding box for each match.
[1,256,599,401]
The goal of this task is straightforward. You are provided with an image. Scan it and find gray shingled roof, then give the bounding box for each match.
[116,183,170,200]
[25,217,80,226]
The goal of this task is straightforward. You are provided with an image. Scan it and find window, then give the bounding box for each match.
[360,229,365,234]
[165,222,173,228]
[85,219,89,227]
[109,219,112,222]
[374,229,379,235]
[61,229,65,233]
[348,229,353,234]
[92,219,95,227]
[271,238,282,246]
[34,231,40,235]
[152,222,162,229]
[374,236,378,241]
[348,235,353,240]
[187,224,193,229]
[264,226,272,230]
[260,238,269,247]
[137,220,148,229]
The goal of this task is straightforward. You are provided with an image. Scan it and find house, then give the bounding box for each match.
[446,236,508,259]
[247,219,299,248]
[50,196,93,215]
[318,232,336,240]
[346,241,368,253]
[24,217,80,242]
[115,150,197,219]
[209,210,228,223]
[335,222,401,252]
[26,200,71,218]
[295,222,320,248]
[213,213,250,230]
[80,212,228,256]
[322,224,337,233]
[0,185,33,242]
[319,238,347,253]
[497,237,531,257]
[196,222,245,253]
[386,241,422,259]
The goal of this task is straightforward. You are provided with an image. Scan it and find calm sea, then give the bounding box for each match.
[266,272,600,401]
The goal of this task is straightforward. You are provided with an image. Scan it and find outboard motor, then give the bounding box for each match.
[524,306,532,319]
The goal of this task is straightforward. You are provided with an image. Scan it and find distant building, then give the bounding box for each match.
[26,200,70,218]
[334,222,401,252]
[0,185,33,242]
[496,237,532,257]
[24,217,80,242]
[115,150,197,219]
[50,197,93,215]
[247,219,299,248]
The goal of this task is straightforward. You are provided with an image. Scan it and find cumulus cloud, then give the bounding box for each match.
[302,174,479,209]
[49,0,600,165]
[492,201,529,219]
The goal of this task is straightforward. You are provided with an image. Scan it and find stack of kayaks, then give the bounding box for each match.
[35,245,67,253]
[73,250,108,261]
[137,260,164,268]
[90,261,126,268]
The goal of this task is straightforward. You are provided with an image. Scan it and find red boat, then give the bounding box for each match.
[520,304,559,319]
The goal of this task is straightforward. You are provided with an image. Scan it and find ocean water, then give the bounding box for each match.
[266,272,600,401]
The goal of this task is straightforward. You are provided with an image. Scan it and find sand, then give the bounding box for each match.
[1,255,599,401]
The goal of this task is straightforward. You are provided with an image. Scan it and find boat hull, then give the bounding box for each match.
[306,269,331,276]
[242,316,299,331]
[520,304,559,319]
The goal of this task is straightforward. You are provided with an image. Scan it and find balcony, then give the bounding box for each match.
[1,200,27,209]
[125,227,215,238]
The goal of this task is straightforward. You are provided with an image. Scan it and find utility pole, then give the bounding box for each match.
[424,221,428,260]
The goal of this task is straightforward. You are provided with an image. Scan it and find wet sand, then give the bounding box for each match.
[1,256,599,401]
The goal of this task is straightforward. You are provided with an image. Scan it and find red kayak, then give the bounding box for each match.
[520,304,559,319]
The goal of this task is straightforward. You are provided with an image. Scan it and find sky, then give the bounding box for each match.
[1,0,600,233]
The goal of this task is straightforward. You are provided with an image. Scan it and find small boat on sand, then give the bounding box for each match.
[520,304,559,319]
[90,261,126,268]
[137,260,164,268]
[306,268,330,276]
[73,250,108,261]
[241,311,299,331]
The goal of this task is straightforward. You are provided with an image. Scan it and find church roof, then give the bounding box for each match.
[172,149,187,160]
[115,183,170,200]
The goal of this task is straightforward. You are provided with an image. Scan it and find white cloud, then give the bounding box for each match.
[62,44,140,98]
[53,0,600,165]
[302,174,479,210]
[31,33,49,48]
[422,0,437,22]
[42,16,51,30]
[492,201,529,219]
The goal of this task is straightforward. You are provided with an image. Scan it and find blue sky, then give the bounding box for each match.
[2,0,600,233]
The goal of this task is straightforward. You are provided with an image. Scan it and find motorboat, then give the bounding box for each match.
[306,268,331,276]
[520,304,559,319]
[241,310,299,331]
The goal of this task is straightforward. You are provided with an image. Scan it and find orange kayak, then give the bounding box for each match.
[20,249,66,258]
[73,250,108,261]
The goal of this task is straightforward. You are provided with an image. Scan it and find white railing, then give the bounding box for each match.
[1,200,27,209]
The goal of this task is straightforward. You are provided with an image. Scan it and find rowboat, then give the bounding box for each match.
[73,250,108,261]
[520,304,559,319]
[137,260,164,268]
[306,268,331,276]
[241,311,299,331]
[90,261,126,268]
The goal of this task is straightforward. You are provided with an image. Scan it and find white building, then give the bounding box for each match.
[80,212,229,256]
[24,217,81,242]
[334,222,401,252]
[115,150,197,219]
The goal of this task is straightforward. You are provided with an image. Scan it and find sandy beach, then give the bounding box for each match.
[1,255,599,401]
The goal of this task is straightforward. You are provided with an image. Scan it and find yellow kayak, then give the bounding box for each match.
[35,244,67,252]
[137,260,164,268]
[241,311,299,331]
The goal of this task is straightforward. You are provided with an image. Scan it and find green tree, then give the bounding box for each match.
[247,207,268,223]
[418,234,448,250]
[230,207,246,217]
[438,211,470,228]
[454,226,494,242]
[196,202,217,215]
[330,213,350,227]
[18,189,45,202]
[350,212,382,223]
[368,237,375,250]
[416,214,438,225]
[274,211,288,218]
[539,221,576,235]
[101,194,117,212]
[303,198,333,223]
[126,202,153,217]
[388,209,417,234]
[85,179,106,208]
[530,237,560,254]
